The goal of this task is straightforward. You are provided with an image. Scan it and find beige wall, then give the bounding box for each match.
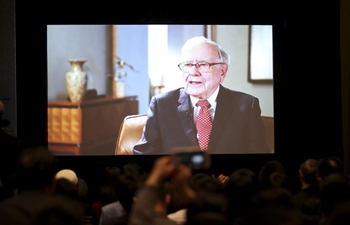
[217,25,274,117]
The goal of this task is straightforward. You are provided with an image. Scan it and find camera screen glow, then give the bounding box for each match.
[192,155,204,164]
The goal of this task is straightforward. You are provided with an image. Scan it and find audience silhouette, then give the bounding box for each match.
[317,157,344,183]
[225,168,257,223]
[292,158,319,218]
[0,146,86,225]
[0,143,348,225]
[0,101,22,201]
[258,160,287,190]
[318,173,350,225]
[98,163,147,225]
[328,199,350,225]
[98,166,124,225]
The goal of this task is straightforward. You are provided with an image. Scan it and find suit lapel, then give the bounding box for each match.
[177,89,199,146]
[208,86,235,150]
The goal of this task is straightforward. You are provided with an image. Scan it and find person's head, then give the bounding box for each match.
[189,173,209,189]
[114,163,148,215]
[225,168,257,217]
[121,163,146,178]
[16,146,59,191]
[226,168,256,197]
[178,36,230,100]
[253,187,295,209]
[317,156,343,183]
[299,158,318,186]
[244,187,304,225]
[258,160,286,190]
[318,173,350,218]
[54,169,88,199]
[189,173,224,194]
[54,178,79,200]
[186,191,229,225]
[242,203,304,225]
[98,185,118,205]
[100,166,121,187]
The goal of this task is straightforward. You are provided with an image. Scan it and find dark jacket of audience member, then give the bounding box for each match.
[102,163,147,225]
[318,173,350,222]
[328,199,350,225]
[184,173,228,225]
[92,166,122,222]
[244,187,305,225]
[225,168,257,222]
[31,197,86,225]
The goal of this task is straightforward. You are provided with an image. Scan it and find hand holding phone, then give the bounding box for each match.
[171,146,211,170]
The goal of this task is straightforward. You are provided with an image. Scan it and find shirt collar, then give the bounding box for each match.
[190,85,220,108]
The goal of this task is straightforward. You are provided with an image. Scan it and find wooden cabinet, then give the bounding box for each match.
[47,96,138,155]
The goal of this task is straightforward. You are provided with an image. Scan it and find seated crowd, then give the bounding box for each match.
[0,145,349,225]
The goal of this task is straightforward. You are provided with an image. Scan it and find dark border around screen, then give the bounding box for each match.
[15,1,343,193]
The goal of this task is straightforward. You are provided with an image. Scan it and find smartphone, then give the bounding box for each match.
[171,146,211,170]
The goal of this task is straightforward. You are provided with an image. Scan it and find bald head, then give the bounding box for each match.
[300,159,318,185]
[318,157,343,180]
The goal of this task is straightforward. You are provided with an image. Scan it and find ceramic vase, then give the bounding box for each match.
[116,79,125,97]
[66,59,88,103]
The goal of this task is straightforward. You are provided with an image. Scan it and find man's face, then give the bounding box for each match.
[180,42,228,99]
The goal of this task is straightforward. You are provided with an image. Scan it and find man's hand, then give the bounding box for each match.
[171,163,196,201]
[213,174,229,184]
[145,156,176,187]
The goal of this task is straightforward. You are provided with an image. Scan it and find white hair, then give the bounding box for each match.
[181,36,231,64]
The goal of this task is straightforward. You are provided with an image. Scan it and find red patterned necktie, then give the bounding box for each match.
[196,100,213,151]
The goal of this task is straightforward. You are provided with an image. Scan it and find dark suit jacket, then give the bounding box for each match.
[292,185,319,212]
[133,85,270,154]
[0,190,84,225]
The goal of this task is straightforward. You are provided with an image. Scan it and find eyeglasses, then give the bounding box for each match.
[177,62,225,72]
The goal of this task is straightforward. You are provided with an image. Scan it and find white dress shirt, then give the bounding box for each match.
[189,85,220,124]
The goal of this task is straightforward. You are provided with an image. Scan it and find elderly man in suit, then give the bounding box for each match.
[133,36,269,154]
